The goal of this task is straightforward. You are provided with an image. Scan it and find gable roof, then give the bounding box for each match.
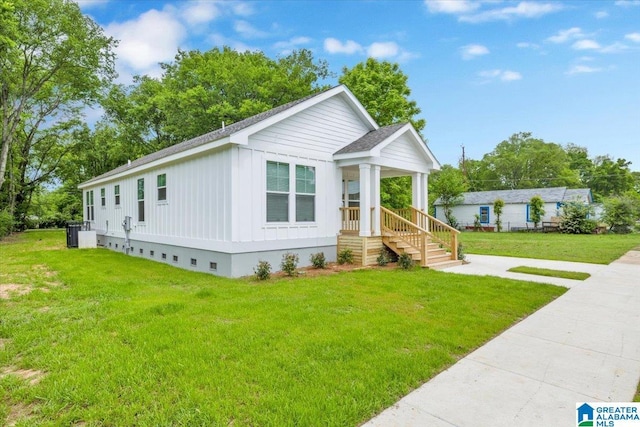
[334,123,406,155]
[79,85,377,187]
[434,187,592,206]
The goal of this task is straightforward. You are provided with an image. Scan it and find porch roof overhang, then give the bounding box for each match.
[333,123,441,176]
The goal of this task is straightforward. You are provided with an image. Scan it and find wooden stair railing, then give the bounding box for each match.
[409,207,460,261]
[381,207,429,266]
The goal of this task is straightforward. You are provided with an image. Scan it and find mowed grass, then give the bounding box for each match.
[460,232,640,264]
[507,266,591,281]
[1,231,566,426]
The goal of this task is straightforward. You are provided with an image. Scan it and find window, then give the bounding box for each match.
[266,161,289,222]
[100,188,106,207]
[114,185,120,206]
[345,180,360,207]
[137,178,145,222]
[190,258,197,266]
[173,255,178,263]
[209,262,217,271]
[479,206,489,224]
[526,204,531,222]
[296,165,315,222]
[162,253,167,260]
[86,190,94,221]
[157,173,166,201]
[139,248,143,254]
[150,250,155,257]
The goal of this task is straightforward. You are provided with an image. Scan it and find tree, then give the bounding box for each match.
[0,0,115,228]
[467,133,579,191]
[588,156,634,200]
[339,58,425,133]
[430,165,467,227]
[493,198,505,232]
[558,202,596,234]
[602,196,637,233]
[529,195,545,229]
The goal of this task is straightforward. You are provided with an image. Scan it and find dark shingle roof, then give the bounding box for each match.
[81,87,336,186]
[434,187,592,205]
[334,123,405,155]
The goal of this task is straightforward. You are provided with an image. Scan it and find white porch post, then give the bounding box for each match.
[336,166,345,233]
[359,164,371,237]
[371,165,381,236]
[412,172,423,209]
[421,173,429,212]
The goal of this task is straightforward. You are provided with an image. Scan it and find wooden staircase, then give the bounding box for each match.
[381,207,462,269]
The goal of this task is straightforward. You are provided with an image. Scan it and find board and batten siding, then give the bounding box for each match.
[248,95,371,158]
[85,147,233,249]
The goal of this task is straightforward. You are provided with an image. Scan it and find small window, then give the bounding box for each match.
[150,250,155,257]
[190,258,197,266]
[209,262,217,271]
[157,174,167,201]
[114,185,120,206]
[173,255,178,263]
[115,243,118,248]
[162,253,167,260]
[479,206,489,224]
[137,178,145,222]
[266,161,289,222]
[100,188,106,207]
[139,248,143,254]
[109,242,112,248]
[130,247,134,252]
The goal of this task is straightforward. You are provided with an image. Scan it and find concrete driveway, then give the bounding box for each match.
[363,251,640,426]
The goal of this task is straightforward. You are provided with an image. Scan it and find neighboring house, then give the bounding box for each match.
[433,187,594,231]
[79,85,453,277]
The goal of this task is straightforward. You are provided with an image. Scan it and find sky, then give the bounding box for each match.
[77,0,640,171]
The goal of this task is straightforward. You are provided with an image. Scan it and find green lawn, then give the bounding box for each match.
[507,266,591,281]
[459,232,640,264]
[0,231,565,426]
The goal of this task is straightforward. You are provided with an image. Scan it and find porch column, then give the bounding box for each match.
[371,165,381,236]
[359,164,371,237]
[421,173,429,212]
[412,172,423,209]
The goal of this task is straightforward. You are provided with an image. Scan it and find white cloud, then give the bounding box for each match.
[232,2,255,16]
[566,65,603,75]
[517,42,540,49]
[105,8,186,79]
[478,69,522,82]
[208,33,256,53]
[323,38,363,54]
[460,2,563,23]
[424,0,480,14]
[234,20,268,38]
[546,27,584,44]
[625,32,640,43]
[460,44,489,60]
[273,36,312,54]
[181,2,220,25]
[75,0,110,9]
[367,42,399,58]
[572,39,601,50]
[599,42,630,53]
[595,10,609,18]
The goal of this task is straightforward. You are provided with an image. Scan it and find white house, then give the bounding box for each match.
[434,187,594,231]
[79,85,458,277]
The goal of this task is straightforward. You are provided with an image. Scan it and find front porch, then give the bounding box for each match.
[338,206,461,269]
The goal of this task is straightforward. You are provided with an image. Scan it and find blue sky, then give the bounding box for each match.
[77,0,640,170]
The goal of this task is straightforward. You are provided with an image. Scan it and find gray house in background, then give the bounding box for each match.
[434,187,595,231]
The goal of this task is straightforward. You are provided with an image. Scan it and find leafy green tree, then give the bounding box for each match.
[588,156,634,200]
[380,176,412,209]
[602,196,637,233]
[558,202,596,234]
[493,198,505,232]
[339,58,425,133]
[467,133,579,191]
[430,165,467,227]
[566,144,594,185]
[529,195,545,229]
[0,0,115,228]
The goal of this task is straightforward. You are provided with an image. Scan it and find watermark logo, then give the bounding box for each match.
[577,403,640,427]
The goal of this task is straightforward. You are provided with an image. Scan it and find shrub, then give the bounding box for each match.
[397,252,414,270]
[337,248,353,265]
[0,210,14,238]
[473,214,482,231]
[280,252,299,276]
[309,252,327,269]
[254,260,271,280]
[376,248,391,266]
[559,202,596,234]
[457,242,466,261]
[529,195,545,229]
[602,196,636,234]
[493,199,505,232]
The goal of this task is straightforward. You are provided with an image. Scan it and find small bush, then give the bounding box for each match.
[310,252,327,269]
[457,243,466,261]
[559,201,596,234]
[377,248,390,266]
[281,252,299,276]
[397,252,414,270]
[337,248,353,265]
[0,210,14,238]
[254,260,271,280]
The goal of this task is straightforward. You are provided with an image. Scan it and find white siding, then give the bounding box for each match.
[380,134,429,172]
[248,95,370,158]
[436,202,565,230]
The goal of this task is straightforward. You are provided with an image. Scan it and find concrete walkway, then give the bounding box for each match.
[364,251,640,426]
